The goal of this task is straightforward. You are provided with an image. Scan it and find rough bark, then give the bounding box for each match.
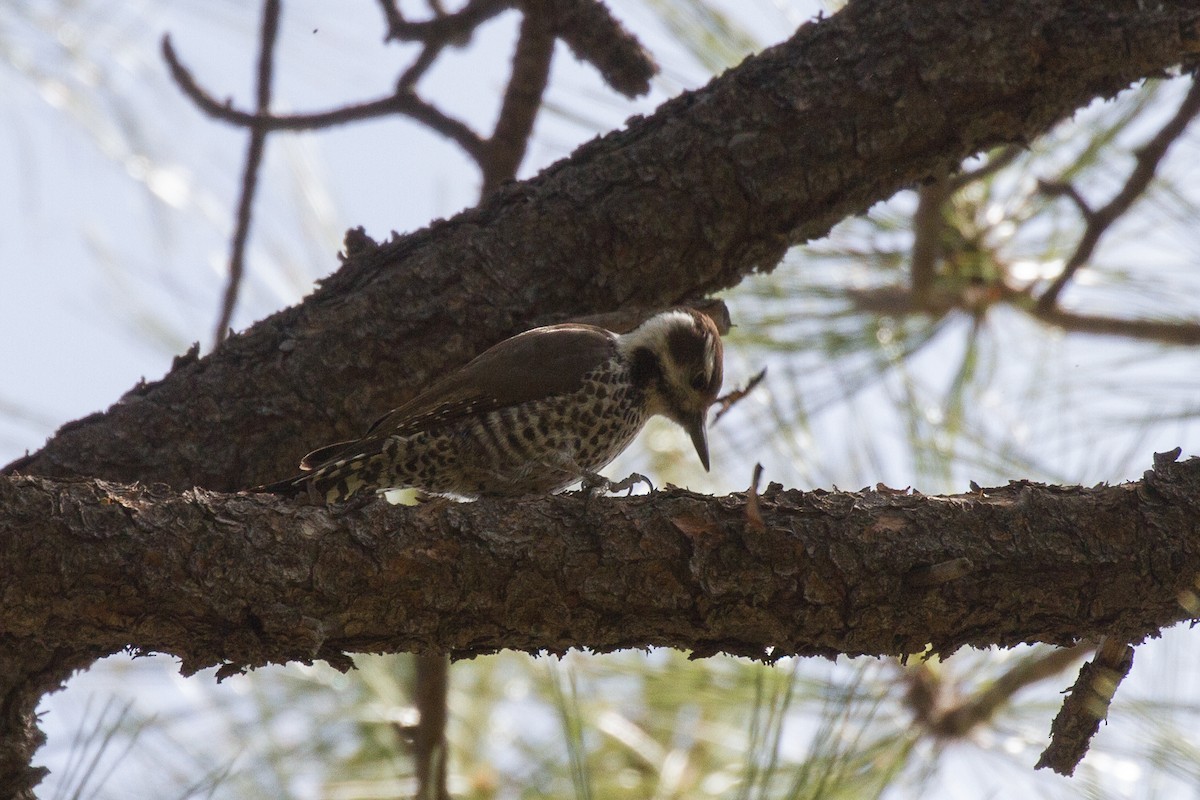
[7,0,1199,494]
[4,456,1199,670]
[3,456,1199,796]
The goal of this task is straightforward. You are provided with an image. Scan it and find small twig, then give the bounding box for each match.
[480,2,557,194]
[1032,305,1200,346]
[712,367,766,424]
[744,463,765,533]
[378,0,509,42]
[163,38,487,160]
[212,0,281,348]
[1037,179,1097,223]
[848,286,1200,346]
[1036,637,1135,775]
[908,642,1092,740]
[398,40,446,90]
[1036,77,1200,312]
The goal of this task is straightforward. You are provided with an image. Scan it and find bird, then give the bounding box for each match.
[258,307,724,503]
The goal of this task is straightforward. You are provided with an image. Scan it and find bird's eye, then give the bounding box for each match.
[690,372,707,391]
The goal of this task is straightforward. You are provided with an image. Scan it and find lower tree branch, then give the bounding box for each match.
[5,461,1198,665]
[4,452,1200,792]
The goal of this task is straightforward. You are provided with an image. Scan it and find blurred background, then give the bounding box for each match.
[5,0,1200,797]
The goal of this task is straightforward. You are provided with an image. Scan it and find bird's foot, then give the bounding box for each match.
[580,470,654,497]
[605,472,655,496]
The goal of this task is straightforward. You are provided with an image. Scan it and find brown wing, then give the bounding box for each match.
[299,323,617,470]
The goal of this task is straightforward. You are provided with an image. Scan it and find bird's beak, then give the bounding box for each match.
[685,411,711,471]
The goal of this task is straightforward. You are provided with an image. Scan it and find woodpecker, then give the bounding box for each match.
[259,307,724,503]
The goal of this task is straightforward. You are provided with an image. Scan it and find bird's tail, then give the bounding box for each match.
[251,473,315,501]
[253,452,387,504]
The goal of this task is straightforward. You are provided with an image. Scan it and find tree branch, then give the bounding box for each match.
[4,456,1199,670]
[539,0,656,98]
[3,443,1199,792]
[1036,638,1136,775]
[212,0,281,348]
[480,1,557,195]
[847,285,1200,346]
[1035,76,1200,312]
[162,36,489,160]
[378,0,509,44]
[16,0,1197,495]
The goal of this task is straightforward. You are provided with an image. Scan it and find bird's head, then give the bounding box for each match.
[618,308,724,470]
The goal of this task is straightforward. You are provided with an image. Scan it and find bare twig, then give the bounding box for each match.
[1037,179,1097,223]
[847,286,1200,346]
[378,0,510,43]
[1036,77,1200,312]
[1032,305,1200,345]
[212,0,281,348]
[1036,638,1135,775]
[398,40,447,90]
[712,367,766,424]
[947,144,1023,191]
[908,642,1092,739]
[162,37,489,161]
[481,2,557,194]
[381,0,655,97]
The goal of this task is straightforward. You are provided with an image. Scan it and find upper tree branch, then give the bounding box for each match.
[11,0,1200,495]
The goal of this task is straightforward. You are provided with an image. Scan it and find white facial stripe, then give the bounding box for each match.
[615,309,697,354]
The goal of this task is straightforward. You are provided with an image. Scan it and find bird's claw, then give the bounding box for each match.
[580,471,654,497]
[606,472,654,496]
